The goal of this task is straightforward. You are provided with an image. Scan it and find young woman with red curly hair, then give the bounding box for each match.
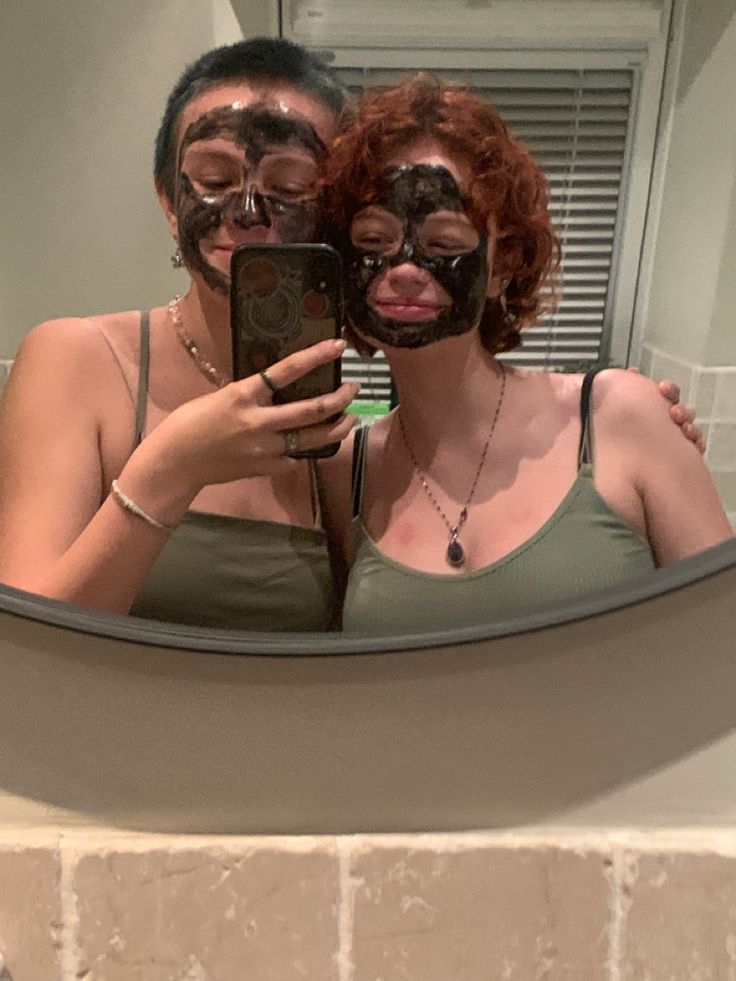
[318,74,732,634]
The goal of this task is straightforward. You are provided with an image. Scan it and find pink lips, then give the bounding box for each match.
[216,241,263,252]
[372,300,442,322]
[214,229,272,252]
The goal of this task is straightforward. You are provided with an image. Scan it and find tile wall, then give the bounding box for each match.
[3,829,736,980]
[640,344,736,529]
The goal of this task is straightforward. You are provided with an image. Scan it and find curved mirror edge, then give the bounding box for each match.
[0,538,733,656]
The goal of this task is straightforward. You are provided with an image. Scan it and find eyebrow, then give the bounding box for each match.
[258,148,321,164]
[421,210,475,223]
[182,143,320,167]
[181,144,244,165]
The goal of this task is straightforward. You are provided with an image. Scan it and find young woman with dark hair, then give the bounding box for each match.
[0,38,358,630]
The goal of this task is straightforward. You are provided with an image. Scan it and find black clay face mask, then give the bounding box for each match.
[175,104,325,293]
[345,164,489,348]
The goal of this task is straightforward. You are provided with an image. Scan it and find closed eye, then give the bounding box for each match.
[271,184,315,200]
[419,212,480,254]
[352,228,400,252]
[350,207,404,254]
[356,234,390,248]
[428,239,469,252]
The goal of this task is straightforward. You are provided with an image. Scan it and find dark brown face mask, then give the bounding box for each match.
[175,104,326,293]
[344,164,489,349]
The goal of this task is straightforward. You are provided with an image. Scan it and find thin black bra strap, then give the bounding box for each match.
[307,459,323,528]
[133,311,151,449]
[577,368,602,468]
[351,425,369,519]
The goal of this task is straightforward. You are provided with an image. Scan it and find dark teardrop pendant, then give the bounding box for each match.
[447,535,465,567]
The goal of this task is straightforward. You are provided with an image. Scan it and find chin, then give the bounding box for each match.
[369,311,458,350]
[191,264,230,297]
[201,251,232,277]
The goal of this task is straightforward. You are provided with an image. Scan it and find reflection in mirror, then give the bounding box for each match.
[0,15,734,639]
[323,81,732,634]
[0,38,352,633]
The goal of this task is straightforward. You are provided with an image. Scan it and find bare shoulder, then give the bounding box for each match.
[8,314,144,394]
[591,366,661,401]
[500,365,665,429]
[19,315,102,358]
[2,312,145,438]
[510,365,581,405]
[523,365,657,406]
[589,367,672,434]
[8,320,102,408]
[14,310,139,376]
[589,367,713,498]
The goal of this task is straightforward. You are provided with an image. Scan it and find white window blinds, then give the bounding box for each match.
[335,65,635,398]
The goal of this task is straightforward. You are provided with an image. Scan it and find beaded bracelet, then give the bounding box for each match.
[110,480,178,534]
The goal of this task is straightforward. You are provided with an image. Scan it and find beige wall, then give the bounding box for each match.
[640,0,736,367]
[0,0,265,360]
[636,0,736,521]
[2,0,733,370]
[709,170,736,365]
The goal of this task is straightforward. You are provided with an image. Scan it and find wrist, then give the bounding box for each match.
[118,441,200,528]
[110,480,178,533]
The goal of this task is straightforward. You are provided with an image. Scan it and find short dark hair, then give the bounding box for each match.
[154,37,348,200]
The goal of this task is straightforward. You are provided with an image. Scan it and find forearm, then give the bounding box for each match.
[0,450,199,614]
[30,498,180,612]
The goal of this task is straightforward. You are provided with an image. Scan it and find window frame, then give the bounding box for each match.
[284,0,673,369]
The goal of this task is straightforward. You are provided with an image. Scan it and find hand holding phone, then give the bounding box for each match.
[230,243,344,458]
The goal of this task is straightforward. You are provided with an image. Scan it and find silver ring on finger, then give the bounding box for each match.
[283,430,301,457]
[260,368,281,402]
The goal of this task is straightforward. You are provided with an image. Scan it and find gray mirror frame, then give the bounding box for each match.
[1,540,734,833]
[0,538,733,656]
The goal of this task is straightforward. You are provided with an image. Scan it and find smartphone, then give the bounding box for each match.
[230,243,343,458]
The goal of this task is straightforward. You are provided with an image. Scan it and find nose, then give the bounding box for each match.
[387,263,430,286]
[228,185,272,230]
[386,244,432,294]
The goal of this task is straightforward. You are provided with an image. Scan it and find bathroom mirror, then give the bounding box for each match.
[0,2,733,677]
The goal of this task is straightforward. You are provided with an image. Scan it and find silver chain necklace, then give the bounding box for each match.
[396,363,506,568]
[169,295,229,389]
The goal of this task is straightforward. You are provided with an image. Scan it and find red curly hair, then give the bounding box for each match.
[322,73,561,355]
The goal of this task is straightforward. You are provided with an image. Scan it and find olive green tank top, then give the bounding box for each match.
[342,371,656,634]
[127,312,334,631]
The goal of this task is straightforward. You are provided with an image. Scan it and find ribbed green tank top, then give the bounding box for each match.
[342,372,656,634]
[128,312,334,631]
